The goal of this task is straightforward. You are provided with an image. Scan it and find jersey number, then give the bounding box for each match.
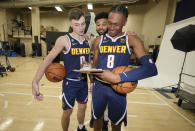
[107,55,115,68]
[80,56,85,65]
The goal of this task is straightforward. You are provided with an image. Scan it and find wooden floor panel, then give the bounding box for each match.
[0,57,194,131]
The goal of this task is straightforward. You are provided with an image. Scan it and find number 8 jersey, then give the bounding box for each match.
[97,33,131,71]
[63,33,90,78]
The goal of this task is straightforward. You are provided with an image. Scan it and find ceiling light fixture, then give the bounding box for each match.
[55,6,62,12]
[87,3,93,10]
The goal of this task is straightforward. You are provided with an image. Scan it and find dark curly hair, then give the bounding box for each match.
[95,12,108,23]
[109,4,128,20]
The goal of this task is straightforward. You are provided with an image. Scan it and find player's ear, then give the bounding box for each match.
[70,20,73,28]
[123,19,127,26]
[70,24,73,29]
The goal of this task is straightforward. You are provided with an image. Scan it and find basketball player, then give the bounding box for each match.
[91,12,136,51]
[32,8,90,131]
[89,12,109,131]
[95,12,109,36]
[92,5,158,131]
[89,11,137,131]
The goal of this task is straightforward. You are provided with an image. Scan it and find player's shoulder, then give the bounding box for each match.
[127,34,142,42]
[56,35,69,43]
[127,34,144,48]
[54,35,70,48]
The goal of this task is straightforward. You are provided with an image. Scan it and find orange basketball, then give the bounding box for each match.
[10,67,15,72]
[112,66,138,94]
[45,63,66,82]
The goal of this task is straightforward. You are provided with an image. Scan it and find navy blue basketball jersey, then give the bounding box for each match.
[63,33,90,78]
[97,33,131,71]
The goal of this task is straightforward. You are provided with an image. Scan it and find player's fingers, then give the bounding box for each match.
[82,61,88,64]
[104,70,110,72]
[84,34,89,40]
[36,93,43,101]
[92,73,102,76]
[32,89,38,98]
[80,61,88,68]
[32,89,41,100]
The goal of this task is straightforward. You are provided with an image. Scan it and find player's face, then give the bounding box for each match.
[96,18,108,35]
[71,16,86,36]
[108,12,126,37]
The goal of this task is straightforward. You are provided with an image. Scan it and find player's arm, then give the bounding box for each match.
[32,36,69,100]
[92,36,101,68]
[81,35,94,66]
[118,35,158,82]
[79,36,92,68]
[90,38,96,52]
[88,38,96,64]
[87,37,101,91]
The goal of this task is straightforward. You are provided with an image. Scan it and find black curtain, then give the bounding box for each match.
[174,0,195,22]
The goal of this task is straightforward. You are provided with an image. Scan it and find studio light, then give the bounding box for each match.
[87,3,93,10]
[55,6,62,12]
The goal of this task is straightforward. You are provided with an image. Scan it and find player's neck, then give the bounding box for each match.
[71,32,84,41]
[108,32,124,39]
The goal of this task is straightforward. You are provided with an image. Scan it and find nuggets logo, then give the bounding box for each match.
[102,37,110,43]
[120,38,126,43]
[84,41,89,45]
[71,48,90,55]
[103,40,109,43]
[100,45,126,53]
[72,43,77,45]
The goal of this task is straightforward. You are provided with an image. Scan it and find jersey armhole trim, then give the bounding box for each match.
[64,35,71,55]
[126,35,131,55]
[98,35,104,50]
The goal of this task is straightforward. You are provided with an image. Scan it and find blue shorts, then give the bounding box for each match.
[92,80,127,125]
[62,78,88,110]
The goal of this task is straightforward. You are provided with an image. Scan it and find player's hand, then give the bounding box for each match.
[32,81,43,101]
[84,34,90,40]
[80,61,92,68]
[126,31,136,36]
[94,70,120,84]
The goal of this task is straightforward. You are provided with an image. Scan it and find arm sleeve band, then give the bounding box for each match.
[119,55,158,82]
